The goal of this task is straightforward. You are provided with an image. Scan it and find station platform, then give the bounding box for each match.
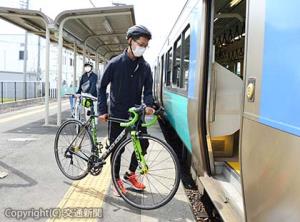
[0,101,195,222]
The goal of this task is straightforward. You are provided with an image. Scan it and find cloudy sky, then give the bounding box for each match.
[0,0,187,64]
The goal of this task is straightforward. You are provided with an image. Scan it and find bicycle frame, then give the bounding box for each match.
[65,105,160,172]
[66,116,149,173]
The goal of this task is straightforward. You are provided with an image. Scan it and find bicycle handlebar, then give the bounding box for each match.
[81,93,97,101]
[119,105,164,128]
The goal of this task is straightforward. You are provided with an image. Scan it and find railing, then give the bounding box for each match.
[0,81,47,104]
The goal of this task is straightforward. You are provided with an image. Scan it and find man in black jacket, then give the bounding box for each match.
[98,25,155,195]
[76,61,98,98]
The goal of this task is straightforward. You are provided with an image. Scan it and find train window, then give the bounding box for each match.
[165,48,172,86]
[172,37,182,88]
[182,26,190,91]
[161,54,165,85]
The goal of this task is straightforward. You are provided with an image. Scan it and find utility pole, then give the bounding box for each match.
[20,0,29,98]
[89,0,96,7]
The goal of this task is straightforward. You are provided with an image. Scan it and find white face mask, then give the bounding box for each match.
[84,66,92,73]
[132,45,146,57]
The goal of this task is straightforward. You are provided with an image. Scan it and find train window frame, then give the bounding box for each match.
[165,48,172,87]
[164,24,190,97]
[181,25,190,91]
[161,54,165,86]
[172,36,182,89]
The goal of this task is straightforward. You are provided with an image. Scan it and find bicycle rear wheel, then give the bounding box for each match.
[54,119,93,180]
[111,135,180,210]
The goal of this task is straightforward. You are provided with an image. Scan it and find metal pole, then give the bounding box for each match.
[73,42,77,88]
[23,32,28,96]
[45,26,50,125]
[57,22,64,125]
[37,36,41,81]
[34,82,36,98]
[83,42,87,73]
[95,53,99,75]
[15,82,17,101]
[1,82,2,103]
[25,82,27,99]
[22,0,29,97]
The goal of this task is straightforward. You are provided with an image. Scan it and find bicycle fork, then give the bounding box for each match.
[131,131,148,175]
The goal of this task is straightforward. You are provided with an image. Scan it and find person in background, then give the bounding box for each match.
[76,61,98,98]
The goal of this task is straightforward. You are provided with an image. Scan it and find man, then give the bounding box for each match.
[76,61,98,98]
[76,62,98,118]
[98,25,155,195]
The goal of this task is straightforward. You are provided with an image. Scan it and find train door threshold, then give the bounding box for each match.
[200,162,245,222]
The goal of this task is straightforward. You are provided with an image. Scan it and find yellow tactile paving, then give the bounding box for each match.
[227,161,240,175]
[48,161,111,222]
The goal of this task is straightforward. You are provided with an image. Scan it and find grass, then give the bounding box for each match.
[0,98,15,103]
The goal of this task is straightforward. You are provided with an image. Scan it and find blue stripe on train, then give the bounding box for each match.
[260,0,300,136]
[163,90,192,151]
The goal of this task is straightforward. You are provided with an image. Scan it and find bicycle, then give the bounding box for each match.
[54,101,180,210]
[65,93,97,120]
[64,93,82,121]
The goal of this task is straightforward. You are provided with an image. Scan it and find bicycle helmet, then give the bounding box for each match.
[84,61,93,68]
[126,25,152,40]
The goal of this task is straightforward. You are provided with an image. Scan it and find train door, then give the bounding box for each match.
[241,1,300,221]
[201,0,247,221]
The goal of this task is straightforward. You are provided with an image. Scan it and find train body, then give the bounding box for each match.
[153,0,300,221]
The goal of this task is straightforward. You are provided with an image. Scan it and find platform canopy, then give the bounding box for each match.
[54,6,135,60]
[0,5,135,60]
[0,7,52,35]
[0,5,135,125]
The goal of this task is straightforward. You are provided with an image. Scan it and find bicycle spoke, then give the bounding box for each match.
[75,157,85,172]
[147,173,175,181]
[145,173,155,205]
[148,156,172,169]
[145,174,164,200]
[150,167,175,172]
[120,154,130,164]
[145,141,154,163]
[147,173,172,192]
[148,149,163,168]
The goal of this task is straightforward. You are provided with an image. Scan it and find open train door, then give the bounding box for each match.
[241,1,300,221]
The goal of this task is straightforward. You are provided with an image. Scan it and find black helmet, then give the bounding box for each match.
[84,61,93,68]
[126,25,152,40]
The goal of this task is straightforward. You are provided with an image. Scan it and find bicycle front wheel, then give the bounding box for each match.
[111,135,180,210]
[54,119,93,180]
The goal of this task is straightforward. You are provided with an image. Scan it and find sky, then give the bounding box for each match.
[0,0,187,64]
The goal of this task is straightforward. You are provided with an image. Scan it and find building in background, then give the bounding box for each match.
[0,32,86,89]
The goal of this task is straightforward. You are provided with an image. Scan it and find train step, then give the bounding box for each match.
[199,162,245,222]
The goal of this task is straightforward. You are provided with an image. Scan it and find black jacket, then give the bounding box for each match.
[76,71,98,97]
[98,50,154,118]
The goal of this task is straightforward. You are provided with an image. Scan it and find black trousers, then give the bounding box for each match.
[109,121,149,179]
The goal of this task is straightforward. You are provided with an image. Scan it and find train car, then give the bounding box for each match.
[153,0,300,221]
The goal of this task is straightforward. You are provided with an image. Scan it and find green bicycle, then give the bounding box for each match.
[54,97,180,210]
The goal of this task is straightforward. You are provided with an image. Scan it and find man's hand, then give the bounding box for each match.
[145,107,155,115]
[75,94,81,98]
[98,114,108,122]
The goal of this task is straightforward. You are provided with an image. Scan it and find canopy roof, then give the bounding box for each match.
[0,5,135,60]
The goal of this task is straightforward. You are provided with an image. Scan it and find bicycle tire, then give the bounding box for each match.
[111,135,180,210]
[54,119,93,180]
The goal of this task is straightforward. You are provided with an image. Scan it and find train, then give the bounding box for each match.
[153,0,300,221]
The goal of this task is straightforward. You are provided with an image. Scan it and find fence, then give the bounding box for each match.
[0,81,47,104]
